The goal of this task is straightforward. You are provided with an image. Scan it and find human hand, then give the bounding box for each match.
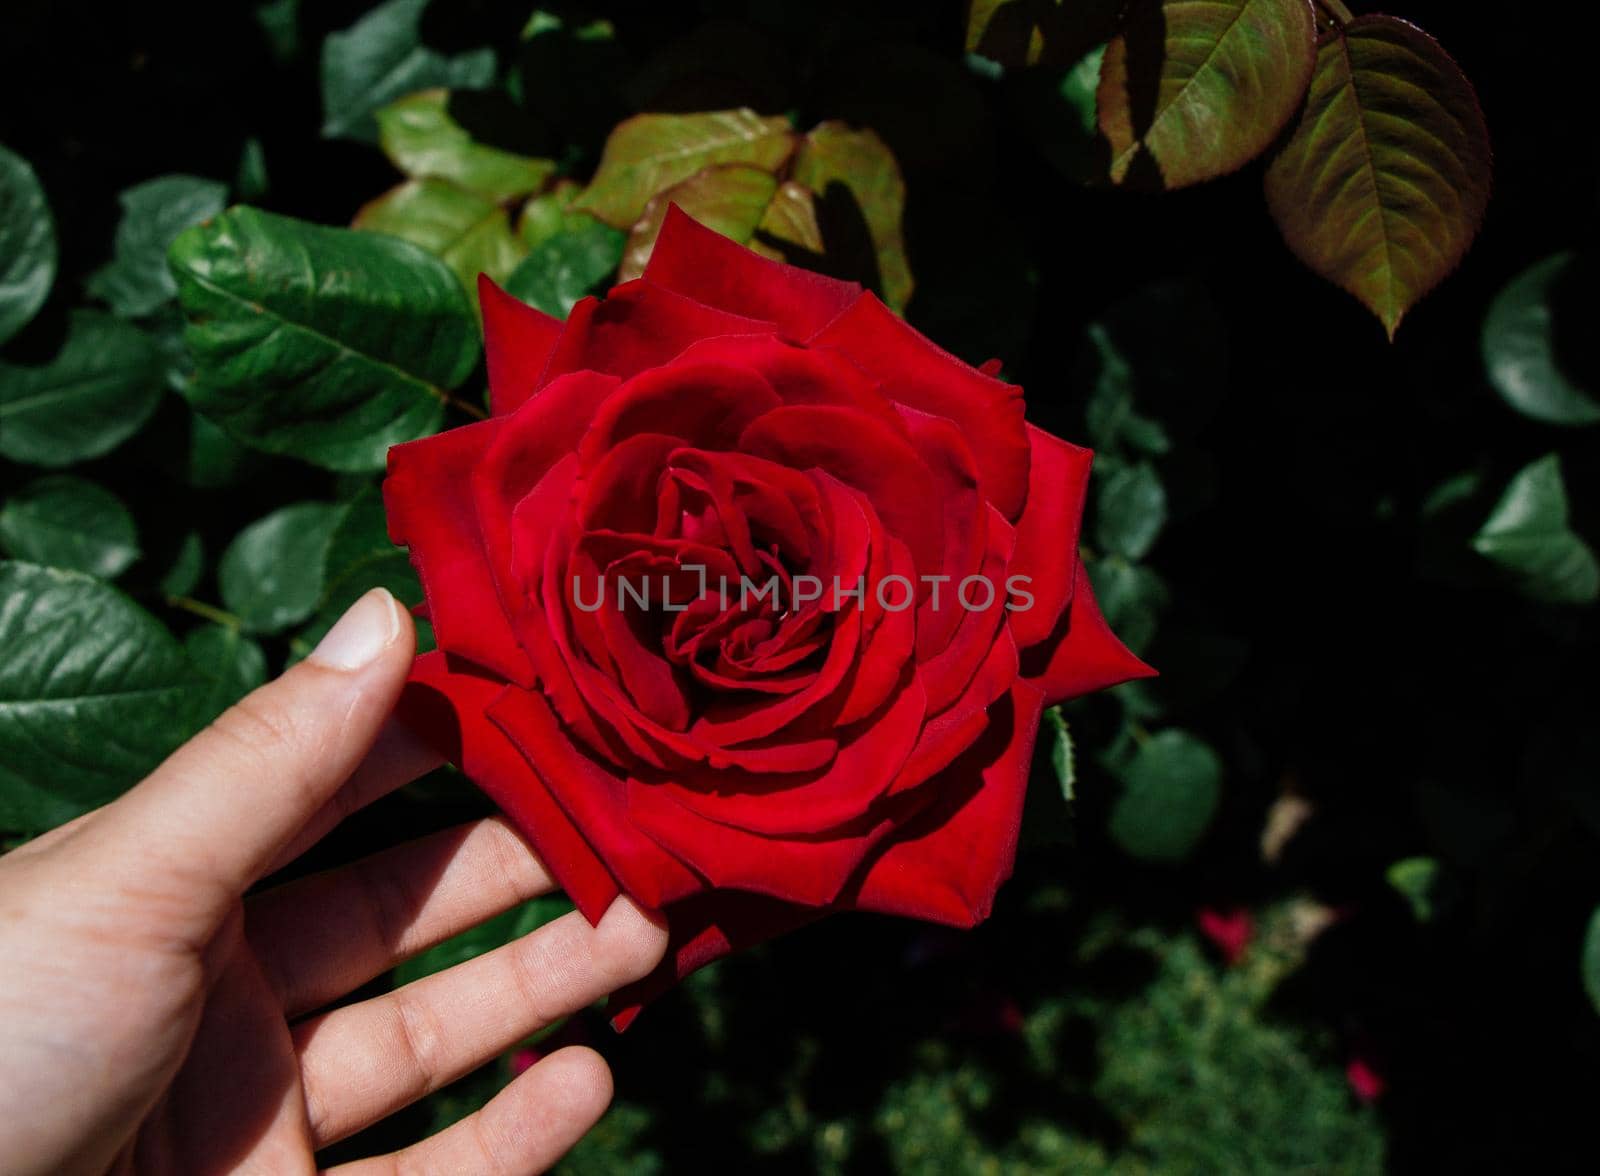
[0,588,669,1175]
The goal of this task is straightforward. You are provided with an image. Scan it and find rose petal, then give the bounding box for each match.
[842,681,1045,927]
[479,274,565,417]
[401,652,620,923]
[812,293,1031,520]
[386,419,534,686]
[1019,561,1156,704]
[1007,425,1093,650]
[644,204,862,339]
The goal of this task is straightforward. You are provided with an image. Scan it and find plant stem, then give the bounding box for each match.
[446,392,488,421]
[1316,0,1355,26]
[166,595,244,629]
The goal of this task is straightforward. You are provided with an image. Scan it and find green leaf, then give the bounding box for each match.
[0,310,164,468]
[236,137,270,202]
[792,123,913,312]
[170,206,478,472]
[159,532,205,598]
[1481,252,1598,427]
[0,476,140,579]
[1083,322,1171,457]
[377,88,556,202]
[1096,461,1167,560]
[183,624,268,720]
[188,409,265,489]
[574,109,796,229]
[395,895,572,986]
[354,178,526,308]
[505,216,625,319]
[1046,706,1076,802]
[619,164,779,282]
[1385,857,1443,923]
[0,562,201,832]
[517,180,585,250]
[1471,455,1600,605]
[1109,729,1222,863]
[218,502,344,634]
[88,175,228,318]
[320,0,495,142]
[0,144,56,345]
[1264,16,1492,339]
[297,486,423,649]
[1098,0,1317,189]
[1584,906,1600,1018]
[1089,556,1168,655]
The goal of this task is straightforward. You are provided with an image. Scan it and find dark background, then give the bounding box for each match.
[3,1,1597,1169]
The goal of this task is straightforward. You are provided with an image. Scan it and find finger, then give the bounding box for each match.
[249,816,556,1016]
[325,1046,612,1176]
[295,896,667,1147]
[263,716,444,876]
[82,589,413,925]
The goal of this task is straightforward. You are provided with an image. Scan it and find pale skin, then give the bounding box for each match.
[0,588,669,1175]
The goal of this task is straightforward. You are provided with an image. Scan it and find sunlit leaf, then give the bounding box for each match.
[619,164,779,282]
[355,178,526,307]
[505,216,624,318]
[574,109,795,229]
[376,89,557,202]
[1098,0,1317,188]
[1264,16,1491,339]
[792,122,913,311]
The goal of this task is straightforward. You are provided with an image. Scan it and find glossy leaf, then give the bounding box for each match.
[0,144,56,345]
[297,486,424,649]
[377,89,557,202]
[0,311,164,468]
[0,562,201,831]
[1471,455,1599,606]
[753,181,825,257]
[183,624,268,720]
[159,532,205,599]
[792,123,913,312]
[505,216,625,319]
[619,164,779,282]
[88,175,227,318]
[574,109,796,229]
[170,206,478,472]
[1097,461,1167,560]
[1109,729,1222,863]
[354,178,526,307]
[1098,0,1317,188]
[320,0,495,142]
[219,502,344,635]
[0,476,140,579]
[1264,16,1492,339]
[1481,253,1598,427]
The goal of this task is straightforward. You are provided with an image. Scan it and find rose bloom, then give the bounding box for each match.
[386,208,1150,1023]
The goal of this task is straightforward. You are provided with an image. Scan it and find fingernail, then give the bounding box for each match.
[310,588,400,671]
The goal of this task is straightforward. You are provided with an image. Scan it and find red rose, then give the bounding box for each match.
[385,207,1150,1023]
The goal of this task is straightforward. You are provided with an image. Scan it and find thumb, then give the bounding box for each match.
[84,588,415,927]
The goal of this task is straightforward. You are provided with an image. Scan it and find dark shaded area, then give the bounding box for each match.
[4,0,1598,1169]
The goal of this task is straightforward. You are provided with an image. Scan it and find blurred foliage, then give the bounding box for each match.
[1,0,1597,1170]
